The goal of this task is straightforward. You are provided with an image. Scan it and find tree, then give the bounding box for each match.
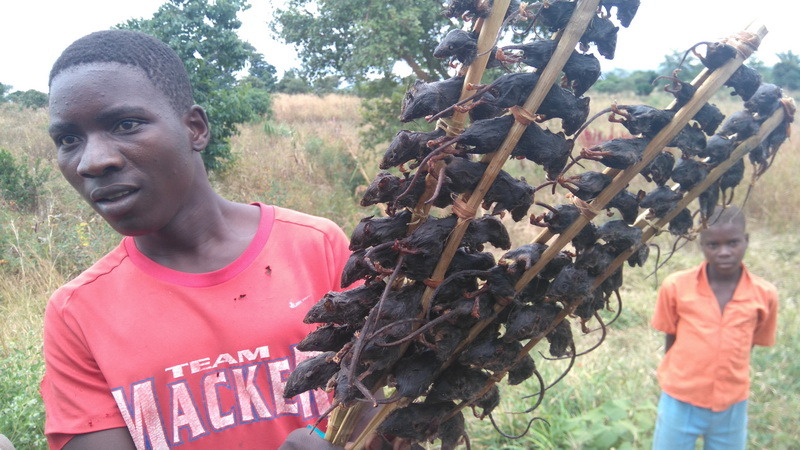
[272,1,460,150]
[0,83,10,103]
[275,69,314,94]
[592,69,657,95]
[120,0,275,171]
[747,57,771,81]
[629,70,658,96]
[658,50,703,81]
[772,51,800,90]
[272,0,451,84]
[312,76,344,95]
[245,53,278,91]
[592,68,631,93]
[5,89,49,109]
[356,75,418,150]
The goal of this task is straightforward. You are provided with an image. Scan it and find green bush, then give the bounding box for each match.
[0,148,51,212]
[0,340,46,449]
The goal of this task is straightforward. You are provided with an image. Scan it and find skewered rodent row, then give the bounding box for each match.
[283,1,793,448]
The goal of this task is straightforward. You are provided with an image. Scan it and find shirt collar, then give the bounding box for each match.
[697,261,754,302]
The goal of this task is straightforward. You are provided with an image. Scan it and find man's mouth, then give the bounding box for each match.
[91,185,139,203]
[99,189,136,202]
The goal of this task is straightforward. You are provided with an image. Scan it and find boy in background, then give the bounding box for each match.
[651,205,778,449]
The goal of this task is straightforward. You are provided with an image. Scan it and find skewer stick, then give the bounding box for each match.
[334,2,517,448]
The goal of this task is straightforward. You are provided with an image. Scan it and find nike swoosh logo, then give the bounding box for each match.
[289,295,312,309]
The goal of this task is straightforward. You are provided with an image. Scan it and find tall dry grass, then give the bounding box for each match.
[0,105,53,163]
[214,94,374,233]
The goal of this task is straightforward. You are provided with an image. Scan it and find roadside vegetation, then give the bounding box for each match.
[1,89,797,448]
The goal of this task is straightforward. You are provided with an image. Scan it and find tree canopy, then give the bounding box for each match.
[0,84,49,109]
[773,51,800,90]
[272,0,451,83]
[119,0,275,171]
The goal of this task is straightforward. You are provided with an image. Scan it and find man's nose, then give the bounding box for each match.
[77,136,124,178]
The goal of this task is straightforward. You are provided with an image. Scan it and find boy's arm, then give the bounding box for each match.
[665,334,676,353]
[652,276,679,336]
[753,288,779,347]
[62,428,135,450]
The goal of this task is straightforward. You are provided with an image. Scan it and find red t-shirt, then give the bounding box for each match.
[41,204,351,449]
[651,262,778,411]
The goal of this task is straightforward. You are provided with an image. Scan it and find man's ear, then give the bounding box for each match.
[185,105,210,152]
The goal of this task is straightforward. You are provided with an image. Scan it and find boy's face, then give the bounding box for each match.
[700,221,748,277]
[48,62,208,236]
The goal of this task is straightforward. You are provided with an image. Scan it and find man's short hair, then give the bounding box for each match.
[706,205,746,231]
[49,29,194,113]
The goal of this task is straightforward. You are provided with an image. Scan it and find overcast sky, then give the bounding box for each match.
[1,1,796,93]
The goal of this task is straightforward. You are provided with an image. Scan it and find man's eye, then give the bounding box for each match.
[115,120,142,132]
[57,135,80,147]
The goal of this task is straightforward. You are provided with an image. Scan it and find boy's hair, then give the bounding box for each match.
[706,205,746,231]
[49,29,194,114]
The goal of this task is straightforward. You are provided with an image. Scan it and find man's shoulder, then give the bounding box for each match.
[48,240,129,308]
[271,205,344,237]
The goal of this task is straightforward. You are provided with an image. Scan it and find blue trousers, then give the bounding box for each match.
[652,392,747,450]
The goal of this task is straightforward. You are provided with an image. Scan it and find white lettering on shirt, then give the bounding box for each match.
[238,346,270,362]
[164,363,190,378]
[190,358,212,374]
[204,371,235,430]
[232,365,273,422]
[114,346,332,446]
[169,381,207,444]
[212,353,238,369]
[268,359,297,415]
[112,379,169,450]
[165,346,271,379]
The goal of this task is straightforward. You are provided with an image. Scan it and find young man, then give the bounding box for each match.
[651,206,778,449]
[42,30,350,449]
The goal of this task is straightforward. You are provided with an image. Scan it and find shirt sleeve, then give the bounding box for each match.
[41,292,127,449]
[319,217,359,292]
[651,275,679,335]
[752,288,779,347]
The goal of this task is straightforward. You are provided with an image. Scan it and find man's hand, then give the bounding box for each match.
[279,427,341,450]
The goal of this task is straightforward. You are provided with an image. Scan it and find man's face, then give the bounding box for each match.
[700,221,749,278]
[48,63,207,236]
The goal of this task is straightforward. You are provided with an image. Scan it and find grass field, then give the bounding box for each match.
[0,87,798,448]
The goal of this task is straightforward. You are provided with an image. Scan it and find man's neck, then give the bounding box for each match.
[134,199,261,273]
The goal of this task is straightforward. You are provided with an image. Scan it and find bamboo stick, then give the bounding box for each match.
[418,0,602,388]
[331,3,516,448]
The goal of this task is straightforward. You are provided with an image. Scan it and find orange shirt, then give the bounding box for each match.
[651,262,778,412]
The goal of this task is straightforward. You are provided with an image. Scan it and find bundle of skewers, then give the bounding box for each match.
[283,1,795,448]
